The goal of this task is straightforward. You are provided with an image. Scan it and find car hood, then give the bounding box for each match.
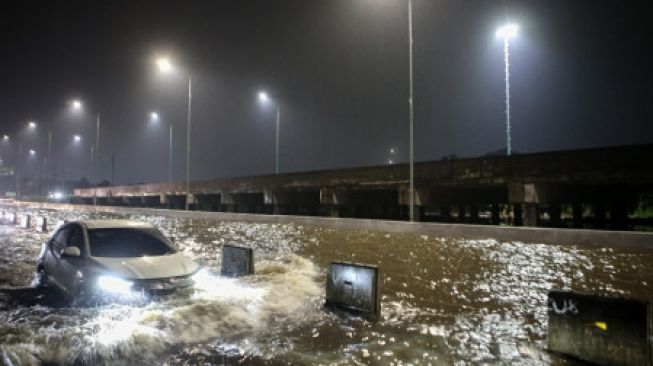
[91,252,200,280]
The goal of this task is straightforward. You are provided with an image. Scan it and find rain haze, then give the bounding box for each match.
[1,0,651,184]
[2,1,653,365]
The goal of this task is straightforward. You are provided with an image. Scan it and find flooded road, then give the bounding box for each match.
[1,207,652,365]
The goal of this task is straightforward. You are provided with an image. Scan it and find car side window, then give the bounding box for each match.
[66,225,84,252]
[52,227,70,258]
[53,228,70,246]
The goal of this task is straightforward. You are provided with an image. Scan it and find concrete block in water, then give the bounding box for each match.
[20,214,31,229]
[221,245,254,277]
[35,217,47,232]
[326,261,379,317]
[547,290,650,366]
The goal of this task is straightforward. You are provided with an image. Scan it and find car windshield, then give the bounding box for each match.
[87,227,176,257]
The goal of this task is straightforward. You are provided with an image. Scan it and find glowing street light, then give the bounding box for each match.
[28,149,36,156]
[27,121,37,129]
[2,135,8,142]
[68,98,101,206]
[496,23,519,40]
[496,23,519,156]
[71,99,82,110]
[256,90,281,174]
[73,134,82,143]
[156,57,173,73]
[154,55,192,209]
[145,111,173,184]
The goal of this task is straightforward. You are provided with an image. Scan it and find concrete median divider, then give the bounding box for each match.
[1,201,653,249]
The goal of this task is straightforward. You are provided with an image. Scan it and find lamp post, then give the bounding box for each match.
[496,23,519,156]
[257,91,281,174]
[156,57,192,209]
[407,0,416,221]
[69,99,100,206]
[149,111,173,184]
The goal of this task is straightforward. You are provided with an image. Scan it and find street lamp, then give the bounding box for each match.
[155,56,192,209]
[71,99,82,110]
[69,98,101,206]
[147,111,173,184]
[28,149,36,156]
[407,0,416,221]
[257,90,281,174]
[73,135,82,143]
[27,121,37,129]
[496,23,519,156]
[2,135,8,142]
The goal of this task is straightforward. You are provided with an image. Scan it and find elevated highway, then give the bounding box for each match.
[74,144,653,229]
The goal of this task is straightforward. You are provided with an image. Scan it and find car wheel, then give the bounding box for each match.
[35,264,48,288]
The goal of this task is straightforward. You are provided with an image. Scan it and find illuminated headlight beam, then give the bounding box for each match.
[97,275,133,294]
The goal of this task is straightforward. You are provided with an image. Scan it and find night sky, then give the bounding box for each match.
[1,0,651,185]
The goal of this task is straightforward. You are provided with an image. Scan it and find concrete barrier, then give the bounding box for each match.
[20,214,31,229]
[221,245,254,277]
[35,217,47,232]
[547,290,650,365]
[1,201,653,249]
[325,261,379,318]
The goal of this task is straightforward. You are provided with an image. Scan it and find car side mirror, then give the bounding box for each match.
[62,247,81,258]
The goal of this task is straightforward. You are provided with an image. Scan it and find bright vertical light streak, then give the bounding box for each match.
[497,23,518,156]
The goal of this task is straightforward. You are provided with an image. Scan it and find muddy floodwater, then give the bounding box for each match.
[1,207,652,365]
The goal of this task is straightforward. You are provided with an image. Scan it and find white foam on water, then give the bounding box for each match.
[0,254,322,365]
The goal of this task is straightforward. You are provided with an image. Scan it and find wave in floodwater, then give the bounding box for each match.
[1,207,652,365]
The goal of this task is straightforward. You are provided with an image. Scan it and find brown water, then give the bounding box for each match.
[0,207,651,365]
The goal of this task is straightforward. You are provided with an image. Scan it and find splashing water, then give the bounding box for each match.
[1,207,652,365]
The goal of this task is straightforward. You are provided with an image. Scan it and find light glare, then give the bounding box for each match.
[71,99,82,110]
[150,112,159,121]
[28,149,36,156]
[27,121,37,129]
[258,91,269,103]
[157,57,173,73]
[73,135,82,142]
[496,23,519,40]
[97,275,133,294]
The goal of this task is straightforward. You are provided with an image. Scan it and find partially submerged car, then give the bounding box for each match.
[37,220,201,298]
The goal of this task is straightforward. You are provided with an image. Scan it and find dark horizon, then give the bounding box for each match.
[1,0,651,185]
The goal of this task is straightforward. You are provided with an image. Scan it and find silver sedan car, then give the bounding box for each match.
[37,220,201,298]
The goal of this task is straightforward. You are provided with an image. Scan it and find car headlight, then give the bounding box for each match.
[191,268,209,283]
[97,275,133,294]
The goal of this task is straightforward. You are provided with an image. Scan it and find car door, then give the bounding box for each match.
[45,226,70,289]
[57,224,86,294]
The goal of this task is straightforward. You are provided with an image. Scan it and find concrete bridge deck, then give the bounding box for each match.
[74,144,653,229]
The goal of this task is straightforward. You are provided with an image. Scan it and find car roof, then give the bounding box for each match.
[75,220,155,230]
